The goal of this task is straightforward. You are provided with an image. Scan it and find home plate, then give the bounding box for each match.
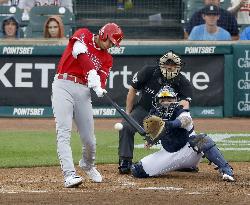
[139,187,183,191]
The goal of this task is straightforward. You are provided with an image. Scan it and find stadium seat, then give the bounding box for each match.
[24,6,74,38]
[0,6,24,37]
[0,6,22,23]
[74,0,184,39]
[25,23,72,38]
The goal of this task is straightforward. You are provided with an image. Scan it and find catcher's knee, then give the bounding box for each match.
[189,134,215,153]
[131,162,149,178]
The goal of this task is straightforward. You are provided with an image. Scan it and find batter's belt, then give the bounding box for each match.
[56,73,85,85]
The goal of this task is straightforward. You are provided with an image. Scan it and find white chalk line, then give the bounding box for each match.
[2,187,246,197]
[139,186,183,191]
[187,192,203,195]
[0,189,87,194]
[133,133,250,151]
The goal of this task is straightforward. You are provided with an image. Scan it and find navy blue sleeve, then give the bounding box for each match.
[228,13,239,36]
[218,9,239,36]
[167,119,182,129]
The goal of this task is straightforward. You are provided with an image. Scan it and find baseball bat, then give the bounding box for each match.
[104,93,146,136]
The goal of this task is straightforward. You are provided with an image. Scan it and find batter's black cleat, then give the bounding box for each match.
[175,167,199,173]
[118,159,132,174]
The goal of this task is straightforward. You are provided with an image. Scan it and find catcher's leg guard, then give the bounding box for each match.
[189,134,234,180]
[131,162,149,178]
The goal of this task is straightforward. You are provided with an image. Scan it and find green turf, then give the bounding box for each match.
[0,131,249,168]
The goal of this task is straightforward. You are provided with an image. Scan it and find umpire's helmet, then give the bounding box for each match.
[99,23,124,47]
[159,50,183,79]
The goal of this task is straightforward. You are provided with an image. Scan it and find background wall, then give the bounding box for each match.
[0,40,249,118]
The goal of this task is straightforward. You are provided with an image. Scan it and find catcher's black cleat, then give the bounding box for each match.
[118,159,132,174]
[175,167,199,173]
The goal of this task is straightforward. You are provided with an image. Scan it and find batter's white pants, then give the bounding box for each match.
[141,143,203,176]
[52,78,96,177]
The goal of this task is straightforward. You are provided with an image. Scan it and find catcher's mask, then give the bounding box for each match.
[153,86,178,118]
[159,50,182,79]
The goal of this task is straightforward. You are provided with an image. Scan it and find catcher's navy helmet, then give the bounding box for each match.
[153,86,178,119]
[156,85,177,99]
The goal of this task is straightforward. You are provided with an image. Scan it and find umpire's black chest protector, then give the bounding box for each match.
[137,67,167,111]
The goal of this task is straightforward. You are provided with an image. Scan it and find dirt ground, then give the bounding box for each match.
[0,118,250,205]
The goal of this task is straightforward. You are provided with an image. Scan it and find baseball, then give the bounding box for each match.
[114,122,123,130]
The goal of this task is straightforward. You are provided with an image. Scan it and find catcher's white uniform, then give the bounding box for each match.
[132,100,234,181]
[141,111,202,176]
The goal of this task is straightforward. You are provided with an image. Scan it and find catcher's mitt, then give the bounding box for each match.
[143,115,165,145]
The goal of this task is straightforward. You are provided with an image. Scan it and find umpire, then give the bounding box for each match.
[118,50,193,174]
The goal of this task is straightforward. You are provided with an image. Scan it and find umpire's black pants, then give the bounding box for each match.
[118,105,149,161]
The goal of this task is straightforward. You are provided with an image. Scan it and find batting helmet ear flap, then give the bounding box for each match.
[99,28,108,41]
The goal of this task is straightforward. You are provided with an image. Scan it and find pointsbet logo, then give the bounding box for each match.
[108,46,125,55]
[2,47,34,55]
[184,46,216,54]
[92,108,116,116]
[13,108,45,116]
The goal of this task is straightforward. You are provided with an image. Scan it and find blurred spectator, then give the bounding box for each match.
[185,0,239,40]
[188,5,231,41]
[18,0,73,20]
[43,15,65,38]
[239,25,250,39]
[228,0,250,25]
[1,16,20,38]
[117,0,124,10]
[0,0,18,6]
[117,0,133,10]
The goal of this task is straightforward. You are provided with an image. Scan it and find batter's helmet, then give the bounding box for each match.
[99,23,124,47]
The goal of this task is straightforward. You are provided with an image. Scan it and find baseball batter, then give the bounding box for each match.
[131,86,235,182]
[118,51,193,174]
[51,23,123,188]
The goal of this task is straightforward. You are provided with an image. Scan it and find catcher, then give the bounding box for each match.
[131,86,235,182]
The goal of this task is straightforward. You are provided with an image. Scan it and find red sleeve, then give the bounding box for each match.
[98,55,113,88]
[71,28,95,74]
[70,28,91,43]
[77,53,95,74]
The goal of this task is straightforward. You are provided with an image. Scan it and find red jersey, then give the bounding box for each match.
[57,28,113,88]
